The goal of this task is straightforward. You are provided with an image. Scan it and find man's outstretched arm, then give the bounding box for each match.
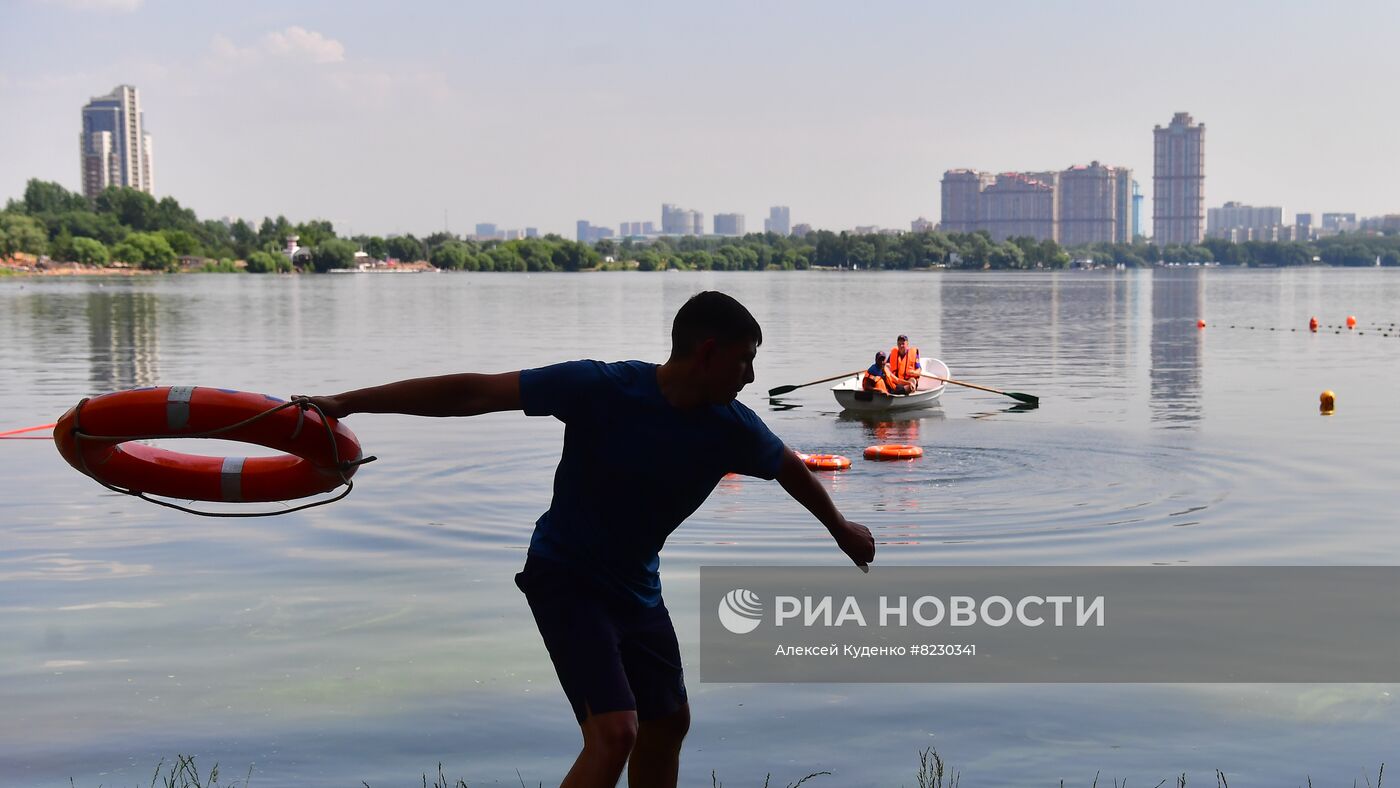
[295,371,522,419]
[775,447,876,569]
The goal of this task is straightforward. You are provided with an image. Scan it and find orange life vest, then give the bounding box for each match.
[862,365,894,395]
[888,346,920,379]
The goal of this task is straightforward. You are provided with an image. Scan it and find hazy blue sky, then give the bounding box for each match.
[3,0,1397,238]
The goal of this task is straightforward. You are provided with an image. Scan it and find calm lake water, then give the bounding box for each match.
[2,269,1398,787]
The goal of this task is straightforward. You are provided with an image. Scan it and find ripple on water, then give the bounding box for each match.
[680,419,1317,566]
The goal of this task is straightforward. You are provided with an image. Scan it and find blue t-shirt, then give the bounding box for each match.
[519,360,786,607]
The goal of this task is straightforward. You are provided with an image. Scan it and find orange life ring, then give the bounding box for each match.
[802,453,851,471]
[53,387,363,503]
[863,444,923,461]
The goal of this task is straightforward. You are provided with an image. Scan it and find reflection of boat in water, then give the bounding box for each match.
[838,408,942,445]
[831,358,950,413]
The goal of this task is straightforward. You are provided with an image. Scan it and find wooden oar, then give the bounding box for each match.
[924,374,1039,406]
[767,370,863,397]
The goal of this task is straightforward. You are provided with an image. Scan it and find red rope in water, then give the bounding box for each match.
[0,422,55,438]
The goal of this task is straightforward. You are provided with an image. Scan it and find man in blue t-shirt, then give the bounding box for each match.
[297,291,875,788]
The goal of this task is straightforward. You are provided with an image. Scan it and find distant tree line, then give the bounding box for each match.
[4,178,1399,273]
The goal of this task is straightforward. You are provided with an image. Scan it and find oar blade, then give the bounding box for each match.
[1008,392,1039,406]
[767,385,798,397]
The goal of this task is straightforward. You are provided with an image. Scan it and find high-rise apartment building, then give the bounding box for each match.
[940,170,993,233]
[620,221,658,237]
[1058,162,1138,246]
[576,220,614,243]
[979,173,1058,242]
[1131,179,1144,240]
[940,168,1136,246]
[1059,163,1117,246]
[764,206,791,235]
[1115,170,1137,244]
[943,165,1133,246]
[714,213,745,236]
[81,84,154,199]
[475,223,499,240]
[1153,112,1206,245]
[661,204,704,236]
[1321,213,1358,234]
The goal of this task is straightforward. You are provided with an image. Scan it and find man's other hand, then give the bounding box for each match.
[834,517,875,569]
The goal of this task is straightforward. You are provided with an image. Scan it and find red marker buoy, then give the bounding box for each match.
[1196,319,1206,329]
[1309,317,1319,332]
[1346,315,1357,329]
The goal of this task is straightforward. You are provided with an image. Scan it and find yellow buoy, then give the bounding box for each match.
[1320,390,1336,415]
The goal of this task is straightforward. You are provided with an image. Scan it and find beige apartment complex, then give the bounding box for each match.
[1060,163,1118,247]
[939,170,994,233]
[980,172,1058,242]
[941,164,1136,245]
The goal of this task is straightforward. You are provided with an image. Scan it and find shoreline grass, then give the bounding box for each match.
[65,750,1386,788]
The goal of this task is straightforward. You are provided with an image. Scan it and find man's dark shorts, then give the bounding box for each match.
[515,554,688,724]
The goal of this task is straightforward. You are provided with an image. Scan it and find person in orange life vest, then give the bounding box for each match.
[862,351,913,395]
[887,334,921,391]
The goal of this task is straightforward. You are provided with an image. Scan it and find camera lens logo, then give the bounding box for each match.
[718,589,763,635]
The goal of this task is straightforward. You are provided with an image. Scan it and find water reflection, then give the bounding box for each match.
[969,401,1041,419]
[6,272,1400,788]
[86,289,161,390]
[1149,270,1205,427]
[836,408,944,443]
[939,272,1141,404]
[834,410,942,515]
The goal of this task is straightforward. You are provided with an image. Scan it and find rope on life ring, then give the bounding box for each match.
[53,387,376,517]
[863,444,923,461]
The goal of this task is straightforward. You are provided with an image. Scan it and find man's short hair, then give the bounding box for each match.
[876,351,887,361]
[671,291,763,357]
[897,334,908,342]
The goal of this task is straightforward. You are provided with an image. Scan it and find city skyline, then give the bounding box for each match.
[4,1,1399,237]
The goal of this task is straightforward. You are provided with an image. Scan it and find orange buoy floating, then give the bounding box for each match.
[1320,390,1336,415]
[1197,319,1206,329]
[803,454,851,471]
[1309,316,1319,332]
[863,444,923,461]
[1346,315,1357,329]
[53,387,364,503]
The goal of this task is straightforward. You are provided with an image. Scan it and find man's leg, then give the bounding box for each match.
[627,703,690,788]
[517,558,640,788]
[561,709,639,788]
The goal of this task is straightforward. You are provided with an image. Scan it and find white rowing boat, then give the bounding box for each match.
[831,358,950,412]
